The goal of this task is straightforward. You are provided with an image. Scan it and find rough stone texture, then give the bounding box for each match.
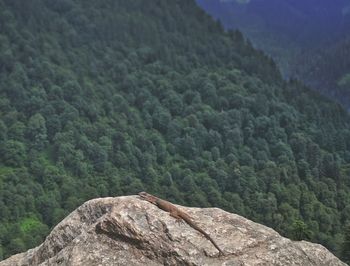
[0,196,347,266]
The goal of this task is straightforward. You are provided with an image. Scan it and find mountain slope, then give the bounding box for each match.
[196,0,350,72]
[0,0,350,262]
[291,38,350,110]
[196,0,350,109]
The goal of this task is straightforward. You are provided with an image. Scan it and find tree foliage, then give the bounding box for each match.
[0,0,349,262]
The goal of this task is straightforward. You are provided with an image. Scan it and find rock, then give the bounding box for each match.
[0,195,347,266]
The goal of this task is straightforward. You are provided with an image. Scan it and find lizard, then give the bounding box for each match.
[138,191,225,256]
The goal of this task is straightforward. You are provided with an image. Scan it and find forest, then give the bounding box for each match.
[196,0,350,111]
[291,38,350,110]
[0,0,350,263]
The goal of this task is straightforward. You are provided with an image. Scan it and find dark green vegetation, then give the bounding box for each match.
[292,39,350,110]
[342,223,350,262]
[196,0,350,74]
[196,0,350,111]
[0,0,350,262]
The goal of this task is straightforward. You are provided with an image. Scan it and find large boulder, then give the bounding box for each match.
[0,195,347,266]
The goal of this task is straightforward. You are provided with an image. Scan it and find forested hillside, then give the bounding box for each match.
[196,0,350,111]
[196,0,350,75]
[0,0,350,262]
[291,38,350,110]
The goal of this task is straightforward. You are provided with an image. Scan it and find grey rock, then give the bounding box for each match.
[0,196,347,266]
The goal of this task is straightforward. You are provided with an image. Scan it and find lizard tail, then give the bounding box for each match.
[185,220,225,256]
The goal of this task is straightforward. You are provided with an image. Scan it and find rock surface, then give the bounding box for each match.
[0,195,347,266]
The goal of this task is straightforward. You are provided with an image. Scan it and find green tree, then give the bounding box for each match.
[290,219,312,241]
[26,113,47,150]
[0,120,7,141]
[341,224,350,263]
[0,244,3,260]
[152,106,171,133]
[0,140,26,167]
[7,238,26,255]
[8,121,25,141]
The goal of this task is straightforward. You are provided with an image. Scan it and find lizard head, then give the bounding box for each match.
[138,191,149,198]
[138,191,158,204]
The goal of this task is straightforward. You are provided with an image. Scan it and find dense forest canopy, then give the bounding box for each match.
[291,38,350,110]
[196,0,350,110]
[0,0,350,263]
